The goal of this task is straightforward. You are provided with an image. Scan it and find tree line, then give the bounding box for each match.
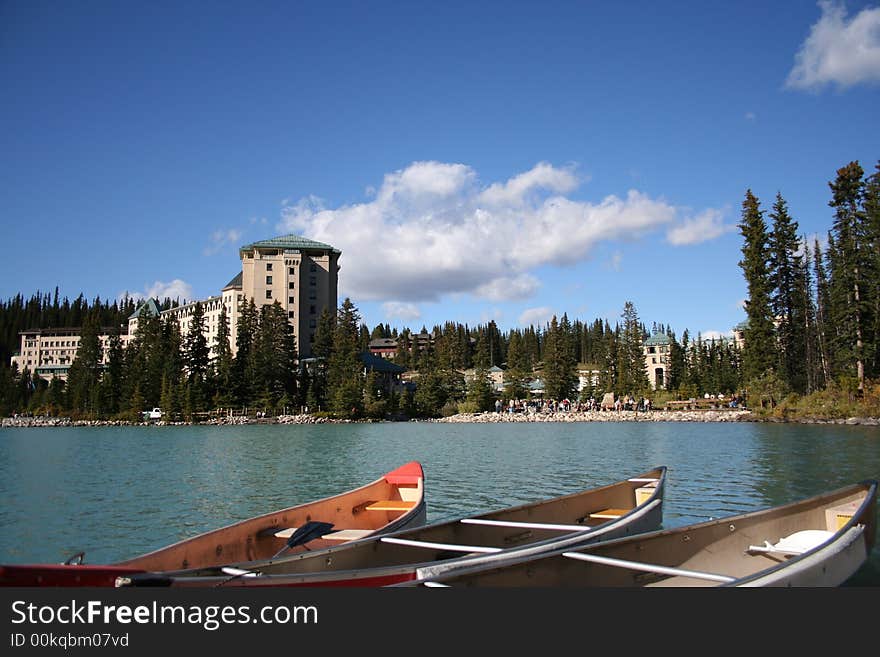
[738,159,880,407]
[7,157,874,421]
[0,288,740,419]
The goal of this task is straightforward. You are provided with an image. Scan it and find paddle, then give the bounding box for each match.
[63,551,85,565]
[271,521,335,558]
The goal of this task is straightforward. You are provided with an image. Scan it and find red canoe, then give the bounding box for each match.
[0,462,426,586]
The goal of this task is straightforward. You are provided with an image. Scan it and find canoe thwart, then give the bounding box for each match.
[365,500,417,512]
[460,518,592,532]
[380,537,504,554]
[562,551,736,583]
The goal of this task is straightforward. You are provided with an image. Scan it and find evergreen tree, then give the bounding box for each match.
[183,302,210,381]
[542,316,577,401]
[211,304,234,409]
[466,335,495,411]
[65,312,102,417]
[666,331,686,392]
[502,331,530,401]
[827,161,875,392]
[327,298,364,418]
[862,161,880,378]
[255,302,298,411]
[738,190,777,384]
[616,301,649,395]
[232,299,258,407]
[768,193,806,393]
[100,326,125,416]
[813,237,833,386]
[307,307,335,412]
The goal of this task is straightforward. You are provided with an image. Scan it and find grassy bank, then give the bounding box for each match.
[748,381,880,422]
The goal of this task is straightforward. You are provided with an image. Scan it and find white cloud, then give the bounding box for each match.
[666,209,734,246]
[382,301,421,322]
[479,162,580,206]
[607,251,623,272]
[744,111,757,121]
[474,274,541,301]
[204,228,243,255]
[279,161,711,303]
[701,330,734,341]
[786,1,880,91]
[518,306,555,328]
[121,279,194,303]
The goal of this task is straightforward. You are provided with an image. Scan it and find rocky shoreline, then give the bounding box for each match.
[3,409,879,428]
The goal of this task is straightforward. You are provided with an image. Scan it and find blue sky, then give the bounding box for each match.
[2,1,879,339]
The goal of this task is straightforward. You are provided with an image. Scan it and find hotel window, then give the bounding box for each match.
[266,263,272,271]
[288,296,295,304]
[309,290,316,300]
[289,267,295,275]
[265,290,272,299]
[288,282,295,289]
[288,311,295,318]
[310,305,316,314]
[266,275,273,284]
[310,319,316,328]
[309,276,316,286]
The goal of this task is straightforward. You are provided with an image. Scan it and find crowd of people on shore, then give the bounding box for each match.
[493,395,654,415]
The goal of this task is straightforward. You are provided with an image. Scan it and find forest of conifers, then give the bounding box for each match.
[0,158,877,420]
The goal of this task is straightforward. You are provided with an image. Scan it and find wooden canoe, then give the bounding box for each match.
[0,461,426,586]
[116,466,667,587]
[409,478,877,587]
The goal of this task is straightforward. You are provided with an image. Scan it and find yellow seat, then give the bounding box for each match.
[365,500,417,512]
[589,508,627,520]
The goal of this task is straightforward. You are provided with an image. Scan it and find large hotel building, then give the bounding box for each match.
[12,235,340,381]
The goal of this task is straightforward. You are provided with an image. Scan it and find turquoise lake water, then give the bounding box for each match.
[0,420,878,584]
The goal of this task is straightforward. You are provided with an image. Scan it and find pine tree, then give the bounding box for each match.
[827,161,874,393]
[100,326,125,416]
[502,331,530,401]
[616,301,649,395]
[233,299,258,407]
[542,316,578,401]
[813,237,833,387]
[327,298,364,418]
[65,312,102,417]
[666,331,686,392]
[738,190,777,384]
[466,335,495,411]
[863,161,880,378]
[211,304,234,409]
[307,307,336,412]
[768,193,806,393]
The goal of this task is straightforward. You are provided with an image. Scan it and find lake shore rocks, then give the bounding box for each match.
[3,410,879,427]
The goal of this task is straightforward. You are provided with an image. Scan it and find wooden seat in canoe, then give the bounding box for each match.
[273,527,373,541]
[365,500,417,512]
[589,508,628,520]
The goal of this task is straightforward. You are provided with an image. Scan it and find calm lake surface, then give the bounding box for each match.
[1,421,878,584]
